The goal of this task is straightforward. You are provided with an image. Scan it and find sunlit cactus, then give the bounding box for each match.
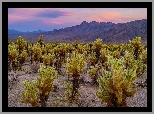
[42,54,49,66]
[42,53,55,67]
[135,59,147,77]
[124,51,135,69]
[16,36,27,54]
[41,45,47,55]
[20,63,58,107]
[124,50,146,77]
[20,80,40,107]
[66,51,86,100]
[63,81,73,101]
[32,42,42,62]
[89,52,97,66]
[38,35,45,47]
[112,50,121,59]
[142,47,147,64]
[100,48,109,65]
[91,38,103,61]
[88,65,99,85]
[96,56,138,107]
[8,43,19,71]
[19,50,28,70]
[129,37,143,60]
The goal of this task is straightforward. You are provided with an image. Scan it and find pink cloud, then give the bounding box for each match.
[85,12,121,22]
[42,20,62,25]
[128,9,135,15]
[8,8,42,24]
[8,8,74,24]
[86,11,146,23]
[100,12,121,20]
[9,8,42,17]
[8,14,34,24]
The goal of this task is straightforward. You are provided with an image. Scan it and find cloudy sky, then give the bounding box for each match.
[8,8,147,32]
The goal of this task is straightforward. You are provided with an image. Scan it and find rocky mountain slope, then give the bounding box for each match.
[8,19,147,44]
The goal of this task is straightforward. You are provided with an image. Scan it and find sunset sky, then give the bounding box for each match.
[8,8,147,32]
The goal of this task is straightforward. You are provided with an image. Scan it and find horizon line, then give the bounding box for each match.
[8,18,147,33]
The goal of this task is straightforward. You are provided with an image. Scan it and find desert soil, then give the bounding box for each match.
[8,62,147,107]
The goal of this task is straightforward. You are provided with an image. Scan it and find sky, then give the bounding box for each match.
[8,8,147,32]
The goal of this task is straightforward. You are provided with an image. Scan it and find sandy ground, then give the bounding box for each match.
[8,62,147,107]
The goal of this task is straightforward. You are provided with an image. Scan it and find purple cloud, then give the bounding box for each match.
[36,10,73,18]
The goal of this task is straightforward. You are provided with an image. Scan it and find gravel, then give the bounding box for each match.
[8,64,147,107]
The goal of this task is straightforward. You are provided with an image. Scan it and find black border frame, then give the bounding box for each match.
[2,2,152,112]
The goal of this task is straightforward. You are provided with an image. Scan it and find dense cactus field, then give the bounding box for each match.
[8,36,147,107]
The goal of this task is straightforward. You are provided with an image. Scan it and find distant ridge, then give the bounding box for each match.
[8,29,47,35]
[8,19,147,44]
[8,29,25,35]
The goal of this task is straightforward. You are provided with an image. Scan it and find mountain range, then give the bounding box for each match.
[8,29,47,35]
[8,19,147,44]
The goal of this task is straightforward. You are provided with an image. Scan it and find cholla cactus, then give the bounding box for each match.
[91,38,103,62]
[92,38,103,51]
[42,54,49,66]
[135,59,147,77]
[37,63,58,107]
[89,52,97,66]
[124,50,146,77]
[20,63,58,107]
[112,50,121,59]
[88,65,99,85]
[20,50,28,62]
[20,80,40,107]
[38,35,45,47]
[129,37,142,60]
[124,51,135,69]
[63,81,73,101]
[66,51,86,100]
[142,47,147,64]
[66,51,86,75]
[96,56,137,107]
[100,49,109,62]
[8,43,19,71]
[32,42,42,62]
[16,36,27,54]
[19,50,28,70]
